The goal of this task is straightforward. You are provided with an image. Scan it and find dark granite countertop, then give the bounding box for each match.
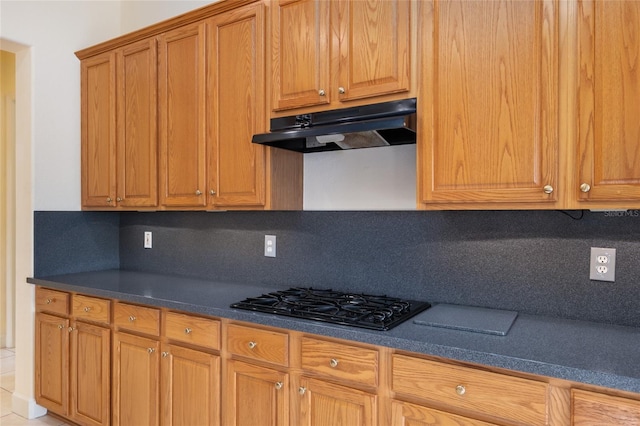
[28,270,640,394]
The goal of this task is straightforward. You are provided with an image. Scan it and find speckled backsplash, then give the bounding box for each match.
[35,210,640,327]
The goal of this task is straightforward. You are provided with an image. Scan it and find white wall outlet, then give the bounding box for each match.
[589,247,616,282]
[144,231,152,249]
[264,235,276,257]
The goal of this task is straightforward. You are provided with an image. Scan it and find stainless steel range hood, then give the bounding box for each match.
[252,98,416,153]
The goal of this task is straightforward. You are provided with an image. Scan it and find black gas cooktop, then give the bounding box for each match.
[230,287,431,331]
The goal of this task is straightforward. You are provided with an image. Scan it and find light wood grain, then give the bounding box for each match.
[114,302,160,336]
[572,388,640,425]
[164,311,220,350]
[72,294,111,325]
[36,287,69,315]
[35,312,70,416]
[391,399,498,426]
[226,323,289,366]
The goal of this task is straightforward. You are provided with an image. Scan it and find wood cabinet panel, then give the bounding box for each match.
[164,311,220,350]
[572,389,640,425]
[161,343,220,426]
[116,38,158,208]
[35,312,70,415]
[36,287,69,315]
[158,22,207,207]
[72,294,111,325]
[114,302,160,336]
[112,332,160,426]
[576,0,640,204]
[81,51,117,208]
[391,400,498,426]
[225,359,289,426]
[227,323,289,366]
[70,321,111,426]
[298,376,377,426]
[300,336,378,387]
[207,3,266,207]
[392,354,548,425]
[418,0,559,206]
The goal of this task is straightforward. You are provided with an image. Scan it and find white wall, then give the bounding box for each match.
[120,1,214,34]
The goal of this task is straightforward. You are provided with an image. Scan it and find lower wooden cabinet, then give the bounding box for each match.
[34,287,640,426]
[297,376,377,426]
[112,332,160,426]
[225,359,289,426]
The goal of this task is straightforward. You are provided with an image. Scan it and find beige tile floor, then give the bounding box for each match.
[1,348,69,426]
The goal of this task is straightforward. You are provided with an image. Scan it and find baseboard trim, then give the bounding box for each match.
[11,392,47,419]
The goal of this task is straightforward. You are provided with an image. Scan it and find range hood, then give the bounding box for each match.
[252,98,416,153]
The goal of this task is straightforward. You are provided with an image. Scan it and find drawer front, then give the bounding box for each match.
[392,354,548,425]
[114,303,160,336]
[391,400,499,426]
[226,324,288,366]
[165,312,220,350]
[72,294,110,324]
[36,287,69,315]
[301,337,378,387]
[572,389,640,425]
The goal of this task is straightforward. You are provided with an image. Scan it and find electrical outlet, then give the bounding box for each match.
[144,231,152,249]
[590,247,616,282]
[264,235,276,257]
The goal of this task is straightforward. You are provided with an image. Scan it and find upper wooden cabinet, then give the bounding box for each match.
[158,22,207,208]
[271,0,412,113]
[81,39,158,210]
[574,0,640,207]
[418,0,560,209]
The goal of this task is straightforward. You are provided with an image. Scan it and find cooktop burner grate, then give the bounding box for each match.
[230,287,431,331]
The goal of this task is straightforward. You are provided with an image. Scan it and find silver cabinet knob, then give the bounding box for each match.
[329,358,339,368]
[456,385,466,395]
[162,352,169,358]
[338,86,345,94]
[68,327,75,333]
[209,189,216,196]
[184,328,192,335]
[248,341,257,349]
[57,324,64,329]
[116,197,123,202]
[543,185,554,194]
[318,89,326,96]
[195,190,202,196]
[580,183,591,193]
[147,348,155,354]
[128,316,136,322]
[298,387,306,395]
[83,307,91,312]
[275,382,283,390]
[46,298,53,304]
[106,197,113,203]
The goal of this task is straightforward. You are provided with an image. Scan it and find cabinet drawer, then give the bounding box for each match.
[392,400,499,426]
[572,389,640,425]
[226,324,288,366]
[72,294,110,324]
[301,337,378,387]
[114,302,160,336]
[36,287,69,315]
[392,354,548,425]
[165,312,220,350]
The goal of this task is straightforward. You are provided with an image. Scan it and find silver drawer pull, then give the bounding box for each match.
[147,348,155,354]
[248,341,257,349]
[298,386,306,395]
[275,382,283,390]
[456,385,466,396]
[46,298,53,304]
[329,358,339,368]
[185,328,192,335]
[129,316,136,322]
[83,307,91,312]
[162,352,169,357]
[57,324,63,329]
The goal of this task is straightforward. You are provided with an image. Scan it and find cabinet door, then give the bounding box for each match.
[112,332,160,426]
[335,0,411,102]
[81,51,117,208]
[391,400,498,426]
[35,313,69,415]
[298,376,376,426]
[161,344,220,426]
[576,0,640,203]
[70,321,110,426]
[117,38,158,208]
[158,22,207,207]
[418,0,559,206]
[207,3,267,208]
[572,389,640,425]
[225,360,289,426]
[271,0,331,111]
